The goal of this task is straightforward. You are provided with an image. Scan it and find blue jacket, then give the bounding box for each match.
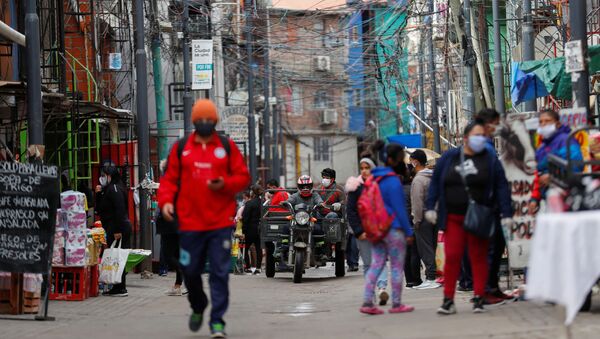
[536,124,583,174]
[425,147,513,231]
[371,167,413,237]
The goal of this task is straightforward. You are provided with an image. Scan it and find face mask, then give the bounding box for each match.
[194,121,216,137]
[99,176,108,187]
[322,178,331,187]
[468,135,488,153]
[537,124,557,139]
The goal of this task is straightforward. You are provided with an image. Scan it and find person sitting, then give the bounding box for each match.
[316,168,345,219]
[266,179,289,213]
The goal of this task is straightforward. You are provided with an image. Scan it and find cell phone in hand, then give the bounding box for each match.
[210,178,221,183]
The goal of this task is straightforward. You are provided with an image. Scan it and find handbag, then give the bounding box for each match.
[459,148,496,239]
[99,239,130,284]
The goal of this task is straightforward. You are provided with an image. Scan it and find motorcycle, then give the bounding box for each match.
[260,193,347,283]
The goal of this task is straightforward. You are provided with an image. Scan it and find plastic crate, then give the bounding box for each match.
[49,266,89,301]
[87,265,99,297]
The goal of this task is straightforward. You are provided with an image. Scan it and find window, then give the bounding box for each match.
[291,85,303,115]
[353,89,362,107]
[350,26,359,44]
[313,137,330,162]
[314,90,330,109]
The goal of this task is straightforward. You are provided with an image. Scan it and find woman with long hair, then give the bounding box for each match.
[425,121,512,314]
[359,142,415,314]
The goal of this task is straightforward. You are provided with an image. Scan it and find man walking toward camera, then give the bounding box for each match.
[158,99,250,338]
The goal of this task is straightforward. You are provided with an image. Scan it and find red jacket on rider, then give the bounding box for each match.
[158,132,250,232]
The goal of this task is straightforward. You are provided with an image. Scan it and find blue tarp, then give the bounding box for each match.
[387,134,422,148]
[510,62,549,106]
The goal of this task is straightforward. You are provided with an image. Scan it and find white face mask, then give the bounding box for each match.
[537,124,557,139]
[322,178,332,187]
[99,176,108,187]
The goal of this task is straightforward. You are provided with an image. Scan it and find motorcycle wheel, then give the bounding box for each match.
[335,242,345,277]
[293,250,305,284]
[265,242,275,278]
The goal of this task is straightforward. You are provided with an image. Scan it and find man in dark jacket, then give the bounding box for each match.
[242,185,263,274]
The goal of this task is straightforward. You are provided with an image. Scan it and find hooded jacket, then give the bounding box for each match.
[345,176,365,237]
[371,167,413,237]
[425,147,512,231]
[535,124,582,174]
[411,168,433,226]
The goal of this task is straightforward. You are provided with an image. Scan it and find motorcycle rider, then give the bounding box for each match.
[316,168,345,218]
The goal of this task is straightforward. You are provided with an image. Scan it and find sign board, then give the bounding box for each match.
[559,107,588,128]
[219,106,249,144]
[0,162,59,273]
[565,40,584,73]
[191,40,213,90]
[109,53,122,70]
[498,112,538,268]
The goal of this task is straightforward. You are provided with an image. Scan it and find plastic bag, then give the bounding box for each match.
[99,240,130,284]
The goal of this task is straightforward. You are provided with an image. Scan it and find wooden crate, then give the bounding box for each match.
[22,291,41,314]
[0,273,22,315]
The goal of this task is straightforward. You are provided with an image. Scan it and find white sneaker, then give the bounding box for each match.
[414,280,441,290]
[166,287,182,296]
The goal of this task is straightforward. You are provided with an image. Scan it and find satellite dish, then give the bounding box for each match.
[534,26,564,60]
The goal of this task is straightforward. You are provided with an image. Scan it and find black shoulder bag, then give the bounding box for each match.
[459,147,495,239]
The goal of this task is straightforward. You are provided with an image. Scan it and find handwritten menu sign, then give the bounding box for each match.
[0,161,59,273]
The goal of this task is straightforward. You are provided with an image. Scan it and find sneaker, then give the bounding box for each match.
[158,269,168,277]
[482,293,506,307]
[490,289,517,302]
[389,304,414,313]
[348,265,359,272]
[473,296,486,313]
[166,287,182,296]
[188,312,203,333]
[378,289,389,306]
[437,298,456,315]
[253,269,261,275]
[359,304,384,315]
[405,283,415,289]
[415,280,441,290]
[210,322,226,338]
[103,289,128,297]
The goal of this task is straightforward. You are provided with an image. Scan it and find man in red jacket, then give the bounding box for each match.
[158,99,250,338]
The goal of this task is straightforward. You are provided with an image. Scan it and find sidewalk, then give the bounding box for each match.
[1,267,599,339]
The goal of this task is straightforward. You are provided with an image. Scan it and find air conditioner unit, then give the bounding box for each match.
[313,56,331,72]
[321,109,337,125]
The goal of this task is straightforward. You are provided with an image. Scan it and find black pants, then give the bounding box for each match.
[487,225,506,291]
[404,241,422,286]
[244,233,262,269]
[415,221,438,281]
[459,249,473,289]
[346,235,359,267]
[107,226,131,291]
[162,233,183,285]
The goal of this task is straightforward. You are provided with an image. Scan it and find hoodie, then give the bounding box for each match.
[371,167,413,237]
[345,176,365,237]
[411,168,433,226]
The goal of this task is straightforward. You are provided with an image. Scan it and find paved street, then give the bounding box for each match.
[1,265,599,339]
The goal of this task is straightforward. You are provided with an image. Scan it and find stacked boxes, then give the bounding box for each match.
[52,210,67,265]
[60,191,88,266]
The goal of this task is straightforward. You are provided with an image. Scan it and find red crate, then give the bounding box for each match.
[87,265,99,297]
[49,266,89,301]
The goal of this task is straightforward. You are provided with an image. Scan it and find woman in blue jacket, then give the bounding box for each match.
[425,121,512,315]
[360,143,415,315]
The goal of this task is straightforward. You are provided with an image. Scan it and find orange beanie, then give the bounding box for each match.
[191,99,218,123]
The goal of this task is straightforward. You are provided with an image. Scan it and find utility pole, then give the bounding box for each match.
[271,64,280,181]
[262,5,271,179]
[134,0,151,266]
[463,0,475,119]
[182,0,192,133]
[569,0,590,121]
[150,0,168,160]
[25,0,43,146]
[418,29,426,147]
[245,0,257,182]
[492,0,505,115]
[522,0,536,112]
[428,0,441,153]
[212,1,226,110]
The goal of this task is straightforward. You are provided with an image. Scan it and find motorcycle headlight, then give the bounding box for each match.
[295,211,310,225]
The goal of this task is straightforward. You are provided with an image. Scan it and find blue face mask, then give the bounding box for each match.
[468,135,487,153]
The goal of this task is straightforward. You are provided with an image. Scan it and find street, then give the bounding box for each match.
[2,265,599,339]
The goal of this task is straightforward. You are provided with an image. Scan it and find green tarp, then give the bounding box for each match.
[517,44,600,100]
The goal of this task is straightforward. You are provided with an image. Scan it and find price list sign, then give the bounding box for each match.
[0,162,59,273]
